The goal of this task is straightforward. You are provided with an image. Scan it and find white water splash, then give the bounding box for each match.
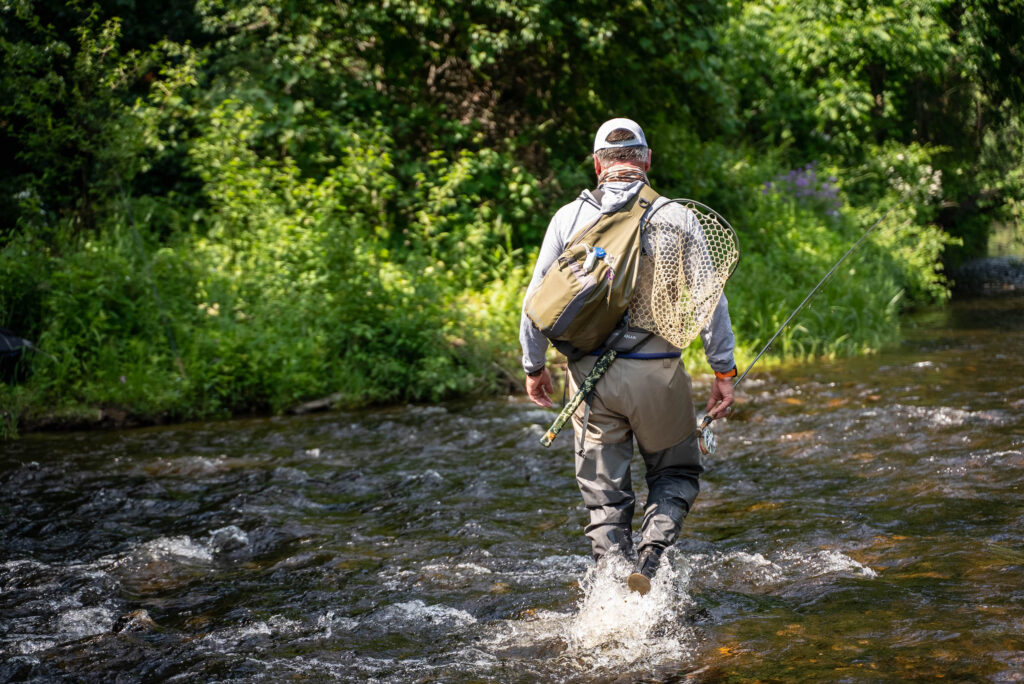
[12,639,56,655]
[420,561,492,576]
[375,600,477,629]
[134,535,214,563]
[207,525,250,554]
[141,454,243,477]
[510,554,589,584]
[56,605,116,639]
[690,546,877,592]
[199,614,306,650]
[899,404,1009,429]
[0,559,124,658]
[315,610,359,638]
[481,551,700,678]
[566,552,697,669]
[778,548,878,578]
[109,525,251,569]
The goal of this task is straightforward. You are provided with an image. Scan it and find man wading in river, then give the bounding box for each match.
[519,118,737,594]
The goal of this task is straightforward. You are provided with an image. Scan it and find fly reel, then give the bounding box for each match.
[697,419,716,456]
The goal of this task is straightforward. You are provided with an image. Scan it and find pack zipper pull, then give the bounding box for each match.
[584,246,606,274]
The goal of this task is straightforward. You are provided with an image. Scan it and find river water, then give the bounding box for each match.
[2,295,1023,682]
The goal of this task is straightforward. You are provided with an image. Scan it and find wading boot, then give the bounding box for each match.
[627,547,663,596]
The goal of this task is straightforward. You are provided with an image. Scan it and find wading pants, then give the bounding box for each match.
[568,336,704,560]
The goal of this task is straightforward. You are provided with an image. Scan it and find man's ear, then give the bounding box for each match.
[593,155,602,177]
[644,149,653,172]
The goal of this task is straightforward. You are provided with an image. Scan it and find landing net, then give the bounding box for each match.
[629,199,740,348]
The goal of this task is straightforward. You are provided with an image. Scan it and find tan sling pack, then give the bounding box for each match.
[525,184,660,357]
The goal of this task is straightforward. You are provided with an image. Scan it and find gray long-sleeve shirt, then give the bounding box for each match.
[519,181,736,374]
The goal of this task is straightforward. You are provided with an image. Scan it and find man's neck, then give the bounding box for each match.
[598,163,649,186]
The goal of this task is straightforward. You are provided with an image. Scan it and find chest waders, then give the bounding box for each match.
[540,336,685,448]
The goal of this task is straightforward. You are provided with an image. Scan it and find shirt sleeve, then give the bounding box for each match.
[700,294,737,374]
[519,202,580,372]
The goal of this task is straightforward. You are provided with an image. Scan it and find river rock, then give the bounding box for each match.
[953,256,1024,294]
[113,609,158,634]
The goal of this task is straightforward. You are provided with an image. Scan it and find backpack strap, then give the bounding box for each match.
[568,189,637,248]
[635,183,660,225]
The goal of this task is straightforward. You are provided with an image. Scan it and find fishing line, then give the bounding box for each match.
[698,200,904,449]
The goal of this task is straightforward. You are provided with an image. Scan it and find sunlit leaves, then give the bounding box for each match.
[723,0,953,155]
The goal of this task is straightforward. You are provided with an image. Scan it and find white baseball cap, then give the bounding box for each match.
[593,117,648,153]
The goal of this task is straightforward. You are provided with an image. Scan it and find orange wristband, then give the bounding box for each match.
[714,366,737,380]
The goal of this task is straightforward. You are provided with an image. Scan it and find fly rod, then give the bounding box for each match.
[699,201,902,438]
[540,348,616,447]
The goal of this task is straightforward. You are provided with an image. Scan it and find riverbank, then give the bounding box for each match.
[5,252,1019,440]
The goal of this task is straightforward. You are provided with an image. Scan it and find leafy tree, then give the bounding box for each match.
[0,2,148,244]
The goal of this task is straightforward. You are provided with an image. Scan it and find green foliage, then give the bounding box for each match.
[717,170,904,363]
[841,142,960,303]
[2,0,1022,432]
[0,232,51,340]
[719,0,1023,265]
[722,0,953,157]
[0,2,150,242]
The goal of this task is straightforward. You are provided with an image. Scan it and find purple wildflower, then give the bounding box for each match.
[763,161,842,217]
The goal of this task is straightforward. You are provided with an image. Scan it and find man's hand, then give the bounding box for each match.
[525,367,554,408]
[705,376,735,419]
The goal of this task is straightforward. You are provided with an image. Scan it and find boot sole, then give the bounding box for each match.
[627,572,651,595]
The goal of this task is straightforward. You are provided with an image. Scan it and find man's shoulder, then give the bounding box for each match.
[555,190,596,212]
[548,191,597,224]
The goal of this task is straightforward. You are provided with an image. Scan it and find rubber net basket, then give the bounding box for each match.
[629,199,740,348]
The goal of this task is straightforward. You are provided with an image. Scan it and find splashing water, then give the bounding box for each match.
[567,551,697,670]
